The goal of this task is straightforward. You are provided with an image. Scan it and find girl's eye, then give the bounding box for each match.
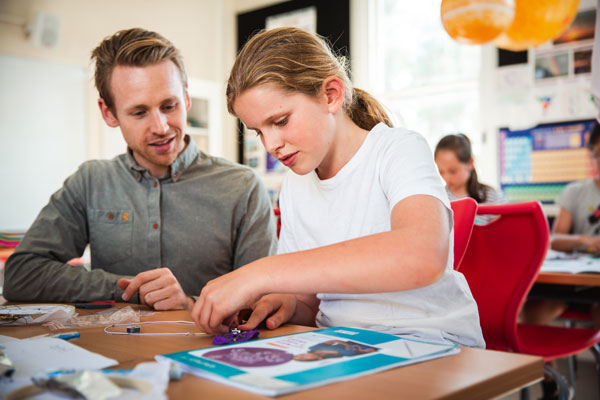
[275,117,287,126]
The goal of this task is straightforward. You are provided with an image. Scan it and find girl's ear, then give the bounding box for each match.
[321,77,345,114]
[468,157,475,171]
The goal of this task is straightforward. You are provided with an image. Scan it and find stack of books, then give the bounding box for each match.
[0,232,24,249]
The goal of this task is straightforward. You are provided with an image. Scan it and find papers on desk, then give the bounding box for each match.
[1,336,117,378]
[157,326,460,397]
[541,249,600,274]
[1,335,169,400]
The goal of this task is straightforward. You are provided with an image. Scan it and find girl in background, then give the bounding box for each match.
[434,133,504,204]
[191,27,484,348]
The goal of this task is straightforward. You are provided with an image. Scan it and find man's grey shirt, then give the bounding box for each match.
[4,136,278,302]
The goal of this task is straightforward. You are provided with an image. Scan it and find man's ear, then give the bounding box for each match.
[184,84,191,112]
[98,98,120,128]
[321,77,345,114]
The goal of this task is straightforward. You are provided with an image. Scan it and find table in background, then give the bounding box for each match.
[1,304,544,399]
[537,252,600,287]
[534,254,600,304]
[536,271,600,286]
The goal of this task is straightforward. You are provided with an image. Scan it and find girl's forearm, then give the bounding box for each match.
[252,229,447,297]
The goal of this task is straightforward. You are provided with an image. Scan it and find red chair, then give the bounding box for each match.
[273,207,281,238]
[459,201,600,397]
[450,198,477,270]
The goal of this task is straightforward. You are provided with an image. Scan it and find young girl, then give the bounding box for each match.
[434,133,504,204]
[191,27,484,348]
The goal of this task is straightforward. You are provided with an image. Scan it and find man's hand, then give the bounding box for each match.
[118,268,193,310]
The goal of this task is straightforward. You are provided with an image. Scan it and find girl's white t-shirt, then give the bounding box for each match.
[277,123,485,348]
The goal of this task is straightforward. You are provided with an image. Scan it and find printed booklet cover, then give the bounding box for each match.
[156,327,460,396]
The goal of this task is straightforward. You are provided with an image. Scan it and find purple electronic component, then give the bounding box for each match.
[212,328,260,345]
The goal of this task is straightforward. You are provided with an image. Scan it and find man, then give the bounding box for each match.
[3,28,277,310]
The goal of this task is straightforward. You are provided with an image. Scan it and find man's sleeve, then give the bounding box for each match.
[3,165,130,302]
[231,171,278,270]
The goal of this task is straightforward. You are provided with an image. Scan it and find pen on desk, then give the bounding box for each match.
[75,300,115,309]
[30,331,80,341]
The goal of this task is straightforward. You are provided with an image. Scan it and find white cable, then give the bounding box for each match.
[104,321,208,336]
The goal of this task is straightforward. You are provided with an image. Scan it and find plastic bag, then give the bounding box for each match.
[43,306,154,331]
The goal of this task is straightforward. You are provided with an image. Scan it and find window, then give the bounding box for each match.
[368,0,482,148]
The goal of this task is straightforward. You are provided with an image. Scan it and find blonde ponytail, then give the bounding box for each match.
[349,88,393,130]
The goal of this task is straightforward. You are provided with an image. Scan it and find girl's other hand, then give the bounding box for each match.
[238,294,298,330]
[191,266,263,334]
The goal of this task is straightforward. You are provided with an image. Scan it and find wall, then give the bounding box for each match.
[0,0,225,159]
[0,54,87,230]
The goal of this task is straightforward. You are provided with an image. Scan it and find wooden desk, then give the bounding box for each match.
[1,305,543,399]
[537,254,600,286]
[537,271,600,286]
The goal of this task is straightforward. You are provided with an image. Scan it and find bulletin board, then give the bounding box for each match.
[499,119,597,203]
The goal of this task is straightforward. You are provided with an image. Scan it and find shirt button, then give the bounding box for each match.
[153,181,158,188]
[153,223,159,229]
[108,213,115,220]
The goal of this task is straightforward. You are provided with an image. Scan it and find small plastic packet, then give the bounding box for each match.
[0,349,15,378]
[43,306,153,331]
[0,304,76,326]
[32,370,122,400]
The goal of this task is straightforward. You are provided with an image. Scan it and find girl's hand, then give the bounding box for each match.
[191,266,264,334]
[238,294,298,330]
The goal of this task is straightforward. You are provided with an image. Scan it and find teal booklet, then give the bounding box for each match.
[156,327,460,397]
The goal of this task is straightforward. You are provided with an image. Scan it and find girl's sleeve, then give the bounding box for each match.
[379,131,449,211]
[276,174,296,255]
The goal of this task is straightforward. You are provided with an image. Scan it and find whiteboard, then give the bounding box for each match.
[0,55,87,231]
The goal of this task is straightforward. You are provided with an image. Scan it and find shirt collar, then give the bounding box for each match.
[126,135,199,182]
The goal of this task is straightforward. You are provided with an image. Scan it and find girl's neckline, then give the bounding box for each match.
[310,122,387,187]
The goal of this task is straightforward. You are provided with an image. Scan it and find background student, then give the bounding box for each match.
[3,28,277,310]
[434,133,504,204]
[191,27,484,349]
[522,122,600,329]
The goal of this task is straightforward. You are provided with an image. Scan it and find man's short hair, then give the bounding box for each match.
[91,28,187,115]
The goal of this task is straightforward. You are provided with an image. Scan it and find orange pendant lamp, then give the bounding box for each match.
[441,0,581,50]
[441,0,515,44]
[494,0,580,51]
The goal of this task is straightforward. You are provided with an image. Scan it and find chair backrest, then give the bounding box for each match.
[458,201,549,351]
[273,207,281,238]
[450,198,478,270]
